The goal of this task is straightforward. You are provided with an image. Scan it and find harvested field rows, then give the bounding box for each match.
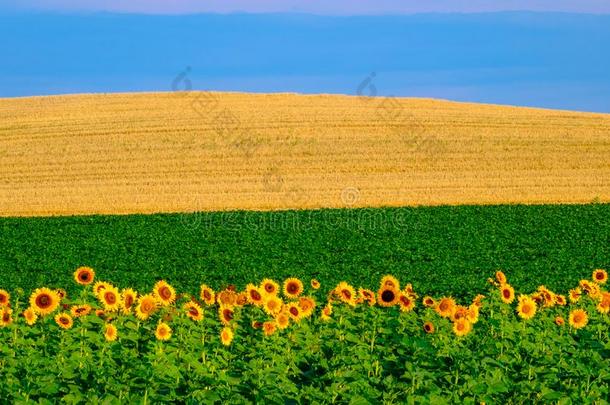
[0,91,609,217]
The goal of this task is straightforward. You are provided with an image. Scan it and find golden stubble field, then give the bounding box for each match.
[0,91,609,217]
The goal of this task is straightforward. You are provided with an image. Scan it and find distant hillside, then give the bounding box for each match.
[0,91,609,217]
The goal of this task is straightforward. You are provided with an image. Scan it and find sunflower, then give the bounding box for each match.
[451,305,469,322]
[219,306,234,325]
[286,302,303,321]
[380,275,400,290]
[220,327,234,346]
[423,321,435,334]
[200,284,216,305]
[472,294,485,308]
[23,307,38,326]
[153,280,176,306]
[555,316,565,326]
[121,289,138,314]
[96,309,105,318]
[358,288,376,306]
[588,284,602,301]
[537,286,556,308]
[398,293,415,312]
[216,290,237,307]
[155,322,172,341]
[184,301,204,321]
[568,309,588,329]
[318,303,332,321]
[55,313,73,330]
[569,288,582,303]
[0,289,10,307]
[453,318,472,337]
[283,278,304,299]
[260,278,280,296]
[99,285,121,312]
[555,295,567,306]
[262,321,276,336]
[435,297,456,318]
[235,292,248,307]
[70,304,92,318]
[93,281,113,297]
[251,320,263,329]
[335,282,357,306]
[597,300,610,315]
[499,284,515,304]
[245,284,264,306]
[422,296,435,308]
[276,311,291,329]
[516,295,537,320]
[135,294,158,320]
[29,287,60,316]
[495,271,507,285]
[74,266,95,285]
[592,269,608,285]
[104,323,118,342]
[579,280,593,294]
[377,286,400,307]
[0,308,13,327]
[466,304,480,324]
[263,295,283,316]
[299,297,316,317]
[310,279,321,290]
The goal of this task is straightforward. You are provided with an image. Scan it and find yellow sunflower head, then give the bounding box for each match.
[235,292,248,307]
[299,297,316,317]
[380,275,400,290]
[219,306,235,326]
[104,323,118,342]
[555,294,567,306]
[121,289,138,314]
[70,304,92,318]
[54,313,73,330]
[93,281,113,297]
[135,294,158,320]
[568,309,588,329]
[74,266,95,286]
[377,286,400,307]
[516,295,537,320]
[262,321,277,337]
[422,296,436,308]
[216,289,237,307]
[569,287,582,303]
[435,297,456,318]
[276,311,291,329]
[310,279,321,290]
[358,288,376,306]
[319,303,332,321]
[0,308,13,327]
[335,282,357,306]
[263,295,283,316]
[260,278,280,296]
[29,287,60,316]
[155,322,172,341]
[98,285,121,312]
[0,289,10,307]
[555,316,565,326]
[495,271,507,285]
[452,318,472,337]
[592,269,608,285]
[220,326,234,346]
[283,278,304,299]
[423,321,435,334]
[153,280,176,306]
[23,307,38,326]
[499,284,515,304]
[184,301,204,321]
[398,293,415,312]
[245,284,264,306]
[286,302,303,321]
[199,284,216,305]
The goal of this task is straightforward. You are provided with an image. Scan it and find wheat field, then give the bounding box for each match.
[0,91,609,217]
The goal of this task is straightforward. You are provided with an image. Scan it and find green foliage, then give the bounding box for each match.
[0,204,609,300]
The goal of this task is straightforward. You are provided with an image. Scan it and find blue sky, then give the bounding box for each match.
[1,10,609,112]
[2,0,610,14]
